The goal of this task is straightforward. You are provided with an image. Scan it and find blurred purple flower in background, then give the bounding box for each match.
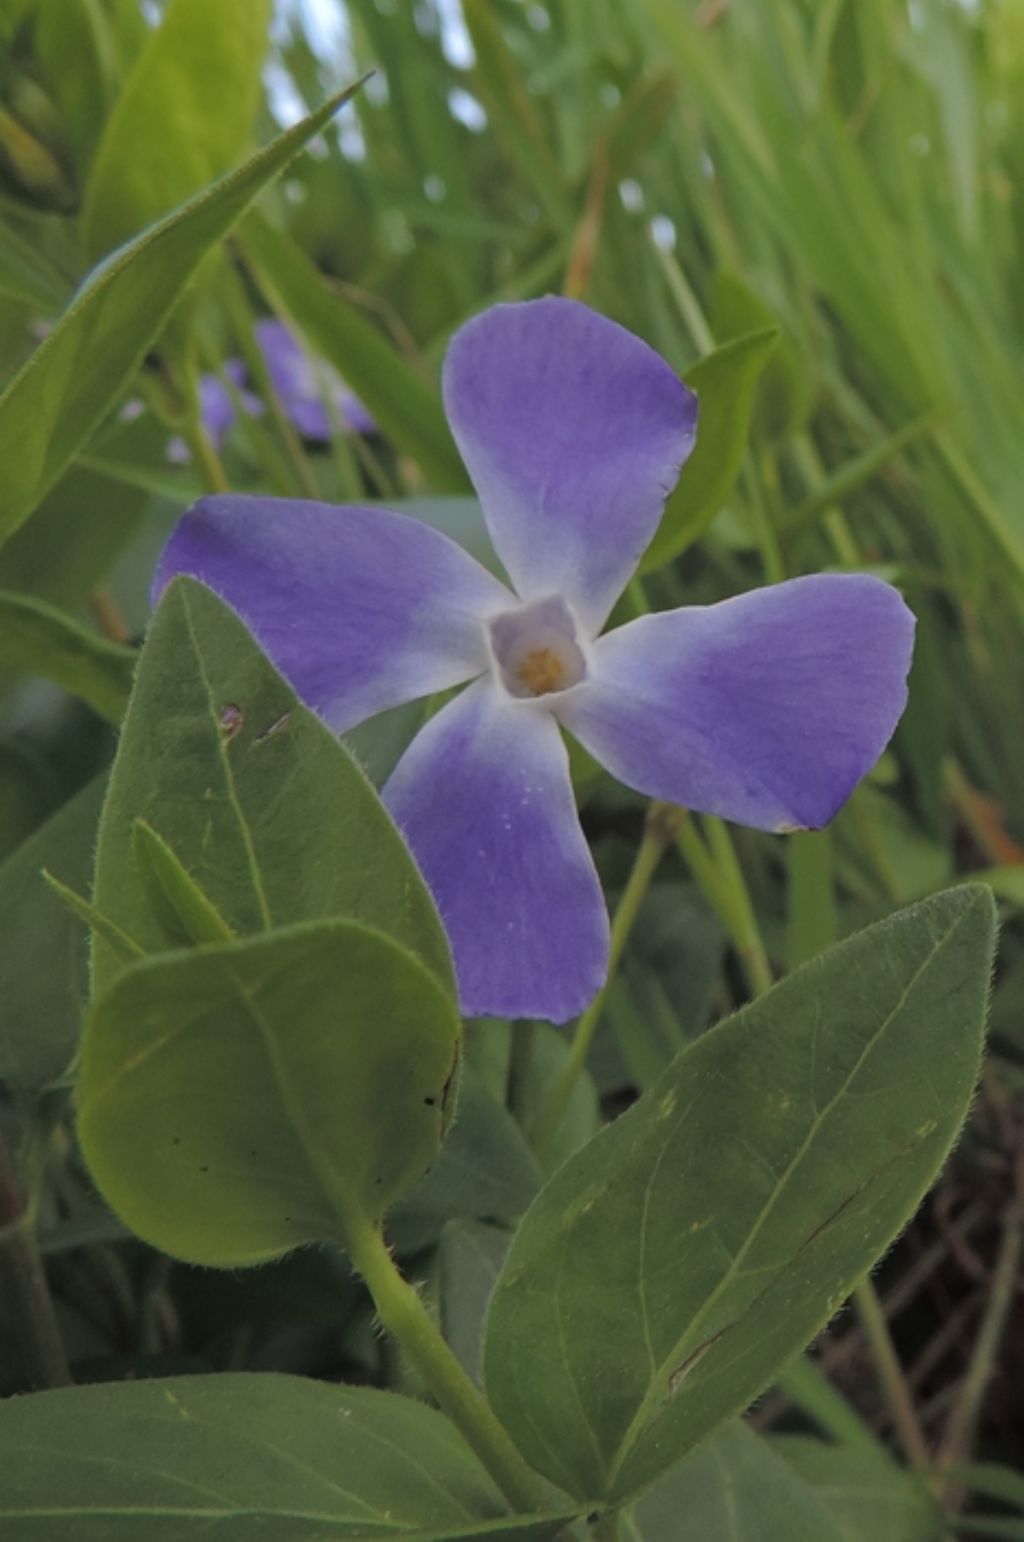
[155,299,914,1023]
[166,361,262,464]
[167,321,373,462]
[255,318,375,438]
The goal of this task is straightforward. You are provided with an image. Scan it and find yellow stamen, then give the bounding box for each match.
[516,647,567,696]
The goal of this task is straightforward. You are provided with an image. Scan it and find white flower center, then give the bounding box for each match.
[488,596,587,700]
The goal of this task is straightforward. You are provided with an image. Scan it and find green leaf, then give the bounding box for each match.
[0,1373,571,1538]
[33,0,117,183]
[0,776,105,1097]
[596,881,724,1095]
[390,1069,542,1255]
[940,1461,1024,1510]
[483,886,995,1504]
[772,1437,946,1541]
[92,578,453,1000]
[709,269,812,445]
[837,786,953,904]
[601,71,682,186]
[509,1020,600,1176]
[460,0,572,229]
[78,920,459,1265]
[240,212,468,491]
[131,818,235,946]
[773,1356,879,1452]
[630,1423,845,1540]
[0,214,67,309]
[82,0,272,260]
[393,497,502,576]
[642,328,779,571]
[0,78,363,542]
[0,590,135,721]
[440,1220,514,1386]
[42,869,144,966]
[781,412,941,541]
[0,421,164,610]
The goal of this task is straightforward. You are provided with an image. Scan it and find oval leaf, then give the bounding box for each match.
[483,886,995,1503]
[0,1373,571,1539]
[92,577,454,1000]
[78,920,459,1265]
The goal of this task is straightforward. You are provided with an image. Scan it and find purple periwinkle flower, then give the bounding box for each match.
[256,318,376,438]
[166,362,261,464]
[168,323,372,462]
[155,299,915,1023]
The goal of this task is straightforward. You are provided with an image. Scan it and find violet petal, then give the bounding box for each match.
[557,574,916,831]
[443,297,697,633]
[256,318,373,440]
[384,677,610,1022]
[154,494,513,733]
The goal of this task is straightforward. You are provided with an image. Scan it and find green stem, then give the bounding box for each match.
[937,1193,1023,1487]
[675,811,774,1000]
[701,817,774,997]
[0,1126,70,1389]
[530,805,677,1160]
[852,1278,930,1470]
[345,1214,548,1514]
[745,459,785,586]
[222,267,322,501]
[178,410,230,495]
[791,433,861,568]
[674,810,733,920]
[593,1511,623,1540]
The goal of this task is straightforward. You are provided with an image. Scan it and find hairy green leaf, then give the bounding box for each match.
[484,887,995,1503]
[92,578,453,999]
[78,921,459,1264]
[0,1373,570,1538]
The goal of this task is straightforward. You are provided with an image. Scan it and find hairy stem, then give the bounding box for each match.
[345,1213,548,1514]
